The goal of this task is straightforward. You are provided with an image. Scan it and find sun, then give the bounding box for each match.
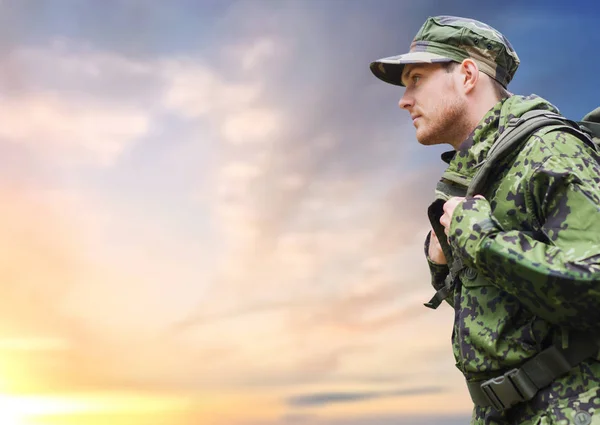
[0,415,24,425]
[0,395,27,425]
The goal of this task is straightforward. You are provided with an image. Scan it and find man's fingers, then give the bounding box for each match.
[428,229,448,265]
[444,196,462,209]
[442,199,452,214]
[439,213,449,229]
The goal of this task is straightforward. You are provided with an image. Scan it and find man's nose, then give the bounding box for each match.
[398,91,413,110]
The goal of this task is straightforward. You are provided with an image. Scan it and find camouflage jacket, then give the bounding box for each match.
[425,95,600,422]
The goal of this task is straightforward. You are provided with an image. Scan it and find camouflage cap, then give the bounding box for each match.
[370,16,520,88]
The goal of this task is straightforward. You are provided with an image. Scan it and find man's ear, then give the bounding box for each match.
[459,59,479,94]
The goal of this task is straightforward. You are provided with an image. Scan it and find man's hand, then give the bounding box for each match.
[428,229,447,265]
[440,195,485,236]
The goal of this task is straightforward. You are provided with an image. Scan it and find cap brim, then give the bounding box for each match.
[369,51,455,86]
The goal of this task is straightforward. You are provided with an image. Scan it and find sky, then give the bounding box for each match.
[0,0,599,424]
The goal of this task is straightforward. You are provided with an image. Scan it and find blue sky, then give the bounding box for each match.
[0,1,598,424]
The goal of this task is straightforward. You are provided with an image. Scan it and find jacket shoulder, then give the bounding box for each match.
[521,123,597,160]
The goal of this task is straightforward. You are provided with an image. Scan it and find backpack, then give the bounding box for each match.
[467,106,600,197]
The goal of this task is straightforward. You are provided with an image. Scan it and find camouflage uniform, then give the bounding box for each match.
[369,16,600,424]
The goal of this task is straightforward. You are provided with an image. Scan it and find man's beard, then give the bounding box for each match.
[415,95,469,147]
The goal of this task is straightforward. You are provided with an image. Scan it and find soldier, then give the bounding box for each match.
[369,16,600,424]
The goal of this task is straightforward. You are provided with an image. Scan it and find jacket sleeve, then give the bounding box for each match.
[424,231,454,308]
[448,134,600,331]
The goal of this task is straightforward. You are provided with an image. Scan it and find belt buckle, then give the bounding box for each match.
[480,368,535,412]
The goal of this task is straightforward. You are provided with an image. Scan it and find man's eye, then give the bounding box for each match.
[412,75,421,84]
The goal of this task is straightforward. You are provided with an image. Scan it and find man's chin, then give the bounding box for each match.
[416,132,443,146]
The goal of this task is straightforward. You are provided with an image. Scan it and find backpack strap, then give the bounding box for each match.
[424,198,464,309]
[578,120,600,142]
[580,106,600,127]
[466,110,590,197]
[467,331,599,412]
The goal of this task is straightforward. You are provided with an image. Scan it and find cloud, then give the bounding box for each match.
[0,92,149,166]
[220,107,283,145]
[0,1,460,415]
[286,386,445,408]
[152,0,454,394]
[162,59,262,119]
[0,35,287,168]
[0,40,159,166]
[179,0,445,283]
[225,36,286,73]
[279,413,319,424]
[4,39,158,97]
[237,414,473,425]
[307,414,472,425]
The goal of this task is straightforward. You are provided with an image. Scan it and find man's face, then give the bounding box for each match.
[399,62,468,146]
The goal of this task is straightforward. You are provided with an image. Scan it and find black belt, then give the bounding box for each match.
[467,332,599,412]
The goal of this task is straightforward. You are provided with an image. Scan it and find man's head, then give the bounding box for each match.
[370,16,520,148]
